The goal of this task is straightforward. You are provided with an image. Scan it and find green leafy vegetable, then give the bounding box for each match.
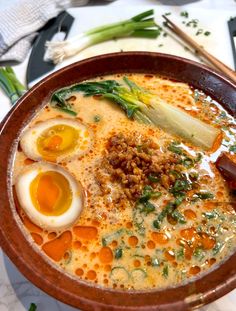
[52,77,221,150]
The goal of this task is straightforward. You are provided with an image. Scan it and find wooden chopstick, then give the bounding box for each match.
[162,15,236,84]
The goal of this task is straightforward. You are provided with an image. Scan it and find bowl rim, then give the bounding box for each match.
[0,52,236,311]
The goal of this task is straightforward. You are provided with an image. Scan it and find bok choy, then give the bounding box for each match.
[50,77,221,150]
[46,10,161,64]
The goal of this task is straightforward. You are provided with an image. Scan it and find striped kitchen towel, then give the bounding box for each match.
[0,0,114,63]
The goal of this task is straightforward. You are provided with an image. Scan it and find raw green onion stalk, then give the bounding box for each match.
[46,10,161,64]
[0,67,26,104]
[51,77,221,150]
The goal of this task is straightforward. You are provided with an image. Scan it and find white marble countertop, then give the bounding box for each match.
[0,0,236,310]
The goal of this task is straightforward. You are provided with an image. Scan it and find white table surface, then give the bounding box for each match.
[0,0,236,310]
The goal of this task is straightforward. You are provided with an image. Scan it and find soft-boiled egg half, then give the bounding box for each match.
[15,162,83,230]
[20,118,92,162]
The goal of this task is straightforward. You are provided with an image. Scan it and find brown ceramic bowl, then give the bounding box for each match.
[0,52,236,311]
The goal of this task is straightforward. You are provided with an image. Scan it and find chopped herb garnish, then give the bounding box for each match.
[202,210,218,219]
[162,265,169,278]
[204,31,211,36]
[195,191,214,200]
[168,141,183,155]
[193,247,205,261]
[229,145,236,153]
[115,248,123,259]
[194,153,202,163]
[186,19,199,28]
[180,11,189,18]
[148,173,160,183]
[212,241,224,255]
[196,29,203,36]
[164,12,171,16]
[28,303,37,311]
[94,115,101,122]
[151,258,160,266]
[171,179,191,194]
[176,248,184,260]
[102,228,125,246]
[138,185,161,203]
[171,210,186,224]
[153,202,175,229]
[140,201,156,214]
[158,44,164,47]
[139,186,153,203]
[182,157,194,168]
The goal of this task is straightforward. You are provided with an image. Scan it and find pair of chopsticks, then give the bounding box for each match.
[162,15,236,84]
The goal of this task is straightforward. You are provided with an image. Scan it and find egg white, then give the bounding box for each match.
[15,162,83,230]
[20,118,92,162]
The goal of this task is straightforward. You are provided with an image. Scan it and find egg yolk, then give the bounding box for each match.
[36,125,80,161]
[30,171,72,216]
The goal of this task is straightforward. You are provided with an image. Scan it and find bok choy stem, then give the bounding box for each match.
[50,77,221,150]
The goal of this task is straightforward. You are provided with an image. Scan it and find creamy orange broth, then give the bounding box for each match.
[12,73,236,290]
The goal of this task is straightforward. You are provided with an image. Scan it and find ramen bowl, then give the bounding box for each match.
[0,52,236,311]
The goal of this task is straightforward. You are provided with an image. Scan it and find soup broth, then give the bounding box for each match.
[12,73,236,290]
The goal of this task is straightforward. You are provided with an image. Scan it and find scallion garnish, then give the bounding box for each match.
[46,10,160,64]
[0,67,26,105]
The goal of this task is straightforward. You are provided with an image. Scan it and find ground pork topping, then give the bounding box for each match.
[96,133,189,201]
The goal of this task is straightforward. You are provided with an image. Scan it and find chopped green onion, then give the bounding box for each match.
[212,241,224,255]
[229,145,236,153]
[148,173,160,183]
[180,11,189,18]
[115,248,123,259]
[195,191,214,200]
[162,265,169,278]
[94,115,101,122]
